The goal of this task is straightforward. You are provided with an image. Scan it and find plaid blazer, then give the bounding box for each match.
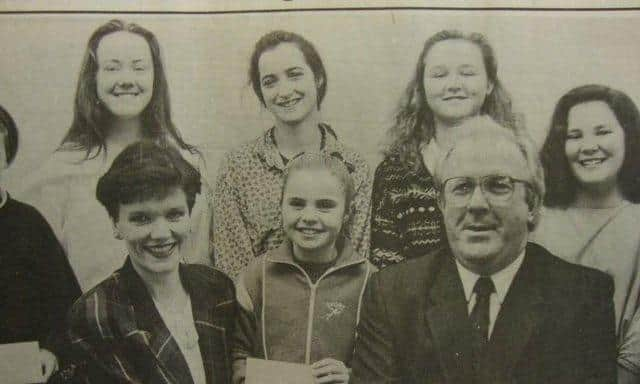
[68,258,236,384]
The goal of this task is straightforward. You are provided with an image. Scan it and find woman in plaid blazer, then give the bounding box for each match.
[66,141,236,384]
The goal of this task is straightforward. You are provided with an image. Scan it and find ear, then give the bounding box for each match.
[112,221,123,240]
[315,75,325,92]
[526,190,542,229]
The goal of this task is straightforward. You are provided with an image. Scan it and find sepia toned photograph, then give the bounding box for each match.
[0,1,639,382]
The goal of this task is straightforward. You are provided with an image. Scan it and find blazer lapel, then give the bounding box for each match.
[424,253,474,384]
[122,260,194,384]
[184,266,233,384]
[483,247,546,382]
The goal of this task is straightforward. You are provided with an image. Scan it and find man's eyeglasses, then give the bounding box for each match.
[441,175,530,207]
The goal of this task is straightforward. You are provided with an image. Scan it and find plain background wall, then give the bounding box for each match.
[1,10,639,189]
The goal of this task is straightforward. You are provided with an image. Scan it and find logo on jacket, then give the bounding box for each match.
[323,301,346,320]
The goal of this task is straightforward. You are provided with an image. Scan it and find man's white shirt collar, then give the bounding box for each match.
[456,248,526,305]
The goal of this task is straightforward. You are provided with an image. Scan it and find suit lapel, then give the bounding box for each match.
[122,260,194,384]
[424,253,474,384]
[483,246,547,382]
[186,268,232,384]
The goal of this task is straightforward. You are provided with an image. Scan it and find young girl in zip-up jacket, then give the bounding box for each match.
[232,153,375,384]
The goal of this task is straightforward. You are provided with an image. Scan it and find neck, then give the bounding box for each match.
[433,116,471,148]
[273,110,322,157]
[133,264,187,306]
[106,117,143,151]
[293,243,338,264]
[573,184,626,209]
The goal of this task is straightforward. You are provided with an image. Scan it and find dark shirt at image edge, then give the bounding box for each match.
[0,195,81,353]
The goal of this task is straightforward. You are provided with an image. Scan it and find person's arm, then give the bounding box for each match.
[617,308,640,383]
[581,273,617,384]
[231,273,260,384]
[213,154,257,278]
[346,155,372,259]
[33,208,81,361]
[370,160,404,268]
[351,273,401,384]
[67,295,144,383]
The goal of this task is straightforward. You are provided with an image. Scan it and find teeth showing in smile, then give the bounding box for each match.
[579,158,605,167]
[113,92,140,97]
[146,243,176,255]
[278,98,301,108]
[297,228,322,235]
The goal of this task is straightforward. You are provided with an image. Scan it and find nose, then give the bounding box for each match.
[444,73,463,92]
[467,184,490,212]
[300,206,318,224]
[118,81,134,90]
[278,79,295,98]
[579,137,599,155]
[149,218,171,239]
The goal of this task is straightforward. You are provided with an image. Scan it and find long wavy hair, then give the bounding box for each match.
[541,84,640,207]
[385,30,519,173]
[58,19,194,159]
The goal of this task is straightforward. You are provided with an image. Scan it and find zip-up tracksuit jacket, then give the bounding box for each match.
[231,238,375,384]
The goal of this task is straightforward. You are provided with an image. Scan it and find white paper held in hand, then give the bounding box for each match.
[246,357,315,384]
[0,341,43,383]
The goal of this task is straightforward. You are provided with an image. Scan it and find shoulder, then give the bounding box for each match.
[367,250,442,297]
[4,197,47,225]
[527,243,613,298]
[373,154,413,182]
[18,151,102,195]
[238,254,268,295]
[69,270,126,331]
[223,135,266,165]
[182,264,235,296]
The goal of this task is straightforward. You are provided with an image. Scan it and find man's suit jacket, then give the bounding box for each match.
[68,258,237,384]
[351,242,616,384]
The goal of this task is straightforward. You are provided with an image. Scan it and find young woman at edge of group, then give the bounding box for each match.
[19,19,214,292]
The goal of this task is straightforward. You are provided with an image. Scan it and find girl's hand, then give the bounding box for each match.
[311,358,349,384]
[39,348,59,381]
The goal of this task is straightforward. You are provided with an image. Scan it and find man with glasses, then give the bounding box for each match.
[351,120,616,383]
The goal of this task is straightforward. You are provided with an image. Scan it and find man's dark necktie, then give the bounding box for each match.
[470,276,495,377]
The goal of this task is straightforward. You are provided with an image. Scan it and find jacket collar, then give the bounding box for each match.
[118,258,225,384]
[252,123,348,171]
[265,237,366,271]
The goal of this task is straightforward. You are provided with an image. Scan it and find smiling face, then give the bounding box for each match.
[423,39,493,126]
[282,169,346,263]
[258,42,320,126]
[565,101,626,192]
[96,31,154,121]
[439,137,531,275]
[114,187,190,277]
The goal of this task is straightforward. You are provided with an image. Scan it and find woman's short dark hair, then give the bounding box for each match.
[249,30,327,109]
[96,141,201,220]
[59,19,194,159]
[541,84,640,206]
[0,104,18,165]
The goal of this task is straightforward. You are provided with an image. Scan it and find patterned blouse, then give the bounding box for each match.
[370,155,445,268]
[213,124,372,277]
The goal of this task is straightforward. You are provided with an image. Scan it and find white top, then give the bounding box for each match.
[0,187,7,209]
[455,250,526,338]
[153,296,207,384]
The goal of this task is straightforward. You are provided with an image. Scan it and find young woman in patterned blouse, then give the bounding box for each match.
[213,30,372,277]
[370,29,521,268]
